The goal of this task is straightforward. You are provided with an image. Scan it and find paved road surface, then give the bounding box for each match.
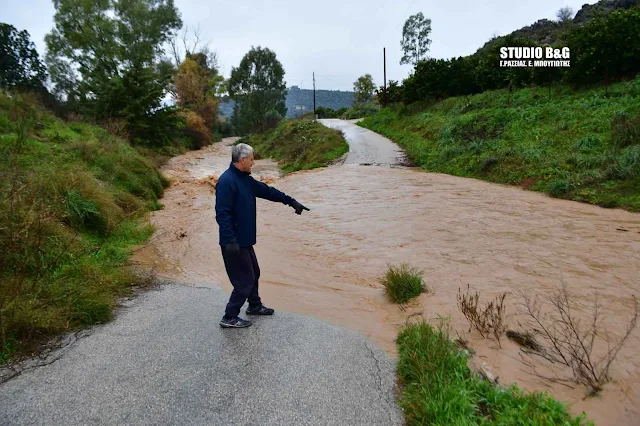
[0,284,403,425]
[318,119,405,166]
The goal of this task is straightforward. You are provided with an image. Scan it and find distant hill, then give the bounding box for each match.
[475,0,640,55]
[218,86,354,119]
[284,86,354,117]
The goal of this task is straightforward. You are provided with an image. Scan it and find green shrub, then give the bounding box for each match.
[316,106,339,119]
[614,145,640,178]
[379,263,425,303]
[341,102,380,119]
[264,109,283,129]
[547,179,574,197]
[65,189,105,232]
[480,156,499,173]
[611,111,640,149]
[396,321,592,425]
[573,135,604,152]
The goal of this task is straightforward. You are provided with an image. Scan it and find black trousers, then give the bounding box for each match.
[221,245,262,318]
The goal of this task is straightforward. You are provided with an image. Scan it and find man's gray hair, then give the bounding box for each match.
[232,143,254,163]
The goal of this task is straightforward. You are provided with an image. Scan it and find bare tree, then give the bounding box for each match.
[557,6,574,22]
[168,25,219,69]
[164,25,222,100]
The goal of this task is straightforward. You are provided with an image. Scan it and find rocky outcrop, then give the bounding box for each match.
[574,0,640,23]
[473,0,640,56]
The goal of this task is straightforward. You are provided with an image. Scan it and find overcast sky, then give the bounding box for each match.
[2,0,593,91]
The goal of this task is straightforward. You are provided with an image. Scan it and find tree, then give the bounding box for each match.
[45,0,182,146]
[167,25,219,70]
[227,46,287,134]
[164,25,224,98]
[175,57,221,139]
[565,7,640,93]
[557,6,574,22]
[0,23,47,89]
[353,74,376,106]
[375,80,406,105]
[176,59,211,109]
[400,12,432,66]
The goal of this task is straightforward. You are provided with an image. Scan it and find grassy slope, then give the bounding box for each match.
[360,78,640,211]
[0,94,167,362]
[397,322,591,425]
[238,118,349,173]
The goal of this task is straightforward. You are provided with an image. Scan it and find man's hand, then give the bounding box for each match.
[224,242,240,254]
[290,199,310,215]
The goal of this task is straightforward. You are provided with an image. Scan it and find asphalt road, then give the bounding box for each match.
[318,119,405,166]
[0,283,404,425]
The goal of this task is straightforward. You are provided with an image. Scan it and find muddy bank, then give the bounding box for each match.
[133,136,640,425]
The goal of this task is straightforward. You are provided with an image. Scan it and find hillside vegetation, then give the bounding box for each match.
[382,5,640,111]
[0,94,166,362]
[361,78,640,211]
[238,118,349,173]
[476,0,640,55]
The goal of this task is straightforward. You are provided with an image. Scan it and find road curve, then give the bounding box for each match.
[0,284,403,425]
[318,119,406,166]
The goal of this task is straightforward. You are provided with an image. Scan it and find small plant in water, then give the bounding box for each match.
[457,284,508,347]
[379,263,426,304]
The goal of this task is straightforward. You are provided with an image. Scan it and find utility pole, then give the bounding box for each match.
[383,47,387,108]
[313,72,316,118]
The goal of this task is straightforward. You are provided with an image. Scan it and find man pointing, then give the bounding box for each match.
[215,143,309,328]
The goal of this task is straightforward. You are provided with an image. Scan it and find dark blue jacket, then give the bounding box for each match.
[215,162,294,247]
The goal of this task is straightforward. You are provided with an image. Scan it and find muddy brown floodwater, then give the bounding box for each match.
[133,133,640,425]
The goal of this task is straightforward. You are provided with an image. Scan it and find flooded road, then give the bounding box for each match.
[133,121,640,425]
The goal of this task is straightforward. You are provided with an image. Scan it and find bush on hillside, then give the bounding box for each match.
[0,93,166,361]
[611,111,640,149]
[341,102,381,120]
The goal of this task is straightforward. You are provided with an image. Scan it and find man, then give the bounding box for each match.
[215,143,309,328]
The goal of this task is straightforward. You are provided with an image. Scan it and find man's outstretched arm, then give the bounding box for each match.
[252,178,310,214]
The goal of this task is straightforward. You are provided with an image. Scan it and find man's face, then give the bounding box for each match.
[237,153,255,172]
